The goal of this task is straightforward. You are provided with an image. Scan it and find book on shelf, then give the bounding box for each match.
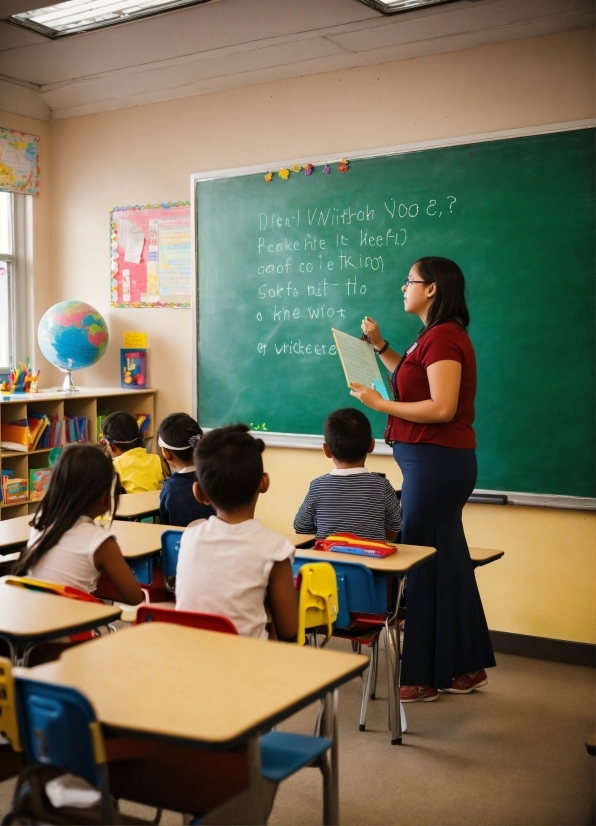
[1,413,62,452]
[97,413,151,442]
[2,476,28,503]
[0,470,13,503]
[1,420,29,452]
[28,412,50,450]
[64,415,89,444]
[29,468,52,501]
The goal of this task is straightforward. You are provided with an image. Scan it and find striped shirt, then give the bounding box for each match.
[293,468,402,541]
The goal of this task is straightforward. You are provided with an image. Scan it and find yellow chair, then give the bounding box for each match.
[0,657,22,753]
[296,562,339,647]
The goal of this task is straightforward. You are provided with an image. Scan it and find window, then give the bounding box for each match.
[0,193,14,372]
[10,0,217,38]
[0,193,31,375]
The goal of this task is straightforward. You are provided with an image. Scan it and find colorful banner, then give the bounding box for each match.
[0,127,40,196]
[110,202,191,308]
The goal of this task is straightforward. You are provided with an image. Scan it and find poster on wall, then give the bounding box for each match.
[110,202,191,308]
[0,127,40,196]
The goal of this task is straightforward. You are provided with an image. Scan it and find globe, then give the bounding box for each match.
[38,301,109,390]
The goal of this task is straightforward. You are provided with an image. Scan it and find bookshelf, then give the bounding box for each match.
[0,388,156,521]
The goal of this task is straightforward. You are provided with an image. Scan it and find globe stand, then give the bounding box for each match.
[61,369,78,392]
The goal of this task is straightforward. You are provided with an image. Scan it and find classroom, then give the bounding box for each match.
[0,0,594,823]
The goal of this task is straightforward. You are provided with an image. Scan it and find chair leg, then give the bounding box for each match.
[358,644,374,731]
[319,690,339,826]
[313,699,324,737]
[370,636,379,699]
[384,620,404,745]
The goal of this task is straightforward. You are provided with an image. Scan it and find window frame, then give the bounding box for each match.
[0,193,33,375]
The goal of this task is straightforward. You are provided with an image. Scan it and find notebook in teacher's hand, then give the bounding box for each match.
[331,328,390,400]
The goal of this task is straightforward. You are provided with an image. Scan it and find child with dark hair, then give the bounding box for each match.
[102,410,163,494]
[13,444,143,605]
[294,407,402,541]
[175,424,297,641]
[157,412,215,526]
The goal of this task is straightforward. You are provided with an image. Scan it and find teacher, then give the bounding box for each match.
[351,256,495,703]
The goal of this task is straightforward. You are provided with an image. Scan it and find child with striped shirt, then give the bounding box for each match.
[293,408,402,541]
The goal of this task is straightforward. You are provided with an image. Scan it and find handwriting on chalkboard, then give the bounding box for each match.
[249,196,458,359]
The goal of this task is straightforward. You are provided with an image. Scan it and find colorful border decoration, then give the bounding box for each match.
[264,159,349,183]
[110,201,191,308]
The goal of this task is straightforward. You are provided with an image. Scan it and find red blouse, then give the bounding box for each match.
[384,322,476,449]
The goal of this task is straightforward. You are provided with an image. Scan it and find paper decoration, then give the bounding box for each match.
[323,164,331,174]
[123,331,147,348]
[264,171,273,183]
[338,158,349,173]
[110,202,191,308]
[279,168,290,180]
[291,164,302,173]
[0,127,40,196]
[304,164,314,176]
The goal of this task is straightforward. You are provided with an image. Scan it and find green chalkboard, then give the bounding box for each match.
[196,129,595,499]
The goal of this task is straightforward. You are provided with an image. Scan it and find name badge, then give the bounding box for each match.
[405,342,418,356]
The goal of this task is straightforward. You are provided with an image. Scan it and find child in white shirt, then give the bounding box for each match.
[175,424,297,641]
[14,443,143,606]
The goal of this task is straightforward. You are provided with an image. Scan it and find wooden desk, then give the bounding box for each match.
[283,533,315,548]
[19,622,367,823]
[115,490,161,522]
[294,542,435,745]
[110,520,174,560]
[294,543,435,574]
[0,515,29,555]
[0,579,121,664]
[0,516,175,561]
[470,546,505,567]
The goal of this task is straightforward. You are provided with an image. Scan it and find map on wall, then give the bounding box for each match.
[110,202,191,308]
[0,127,40,196]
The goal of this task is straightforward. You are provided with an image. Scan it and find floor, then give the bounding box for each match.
[1,647,594,825]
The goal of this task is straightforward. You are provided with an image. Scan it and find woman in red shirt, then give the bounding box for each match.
[351,256,495,702]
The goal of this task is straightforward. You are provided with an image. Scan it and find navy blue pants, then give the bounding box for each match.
[393,442,495,689]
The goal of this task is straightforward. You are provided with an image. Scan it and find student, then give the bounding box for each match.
[293,407,402,541]
[175,424,297,641]
[101,410,163,494]
[13,443,144,605]
[157,412,215,526]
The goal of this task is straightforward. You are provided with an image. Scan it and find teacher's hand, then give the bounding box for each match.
[361,317,384,351]
[350,382,383,410]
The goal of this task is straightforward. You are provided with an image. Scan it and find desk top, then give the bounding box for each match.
[110,520,177,559]
[0,516,175,560]
[0,579,121,641]
[294,543,436,574]
[116,491,161,519]
[0,516,30,552]
[19,622,367,746]
[469,547,505,566]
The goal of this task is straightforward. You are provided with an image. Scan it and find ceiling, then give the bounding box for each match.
[0,0,592,121]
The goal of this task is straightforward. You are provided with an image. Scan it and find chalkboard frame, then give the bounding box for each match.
[191,118,596,511]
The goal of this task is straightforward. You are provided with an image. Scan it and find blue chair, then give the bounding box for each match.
[161,529,183,594]
[7,677,119,824]
[295,555,406,743]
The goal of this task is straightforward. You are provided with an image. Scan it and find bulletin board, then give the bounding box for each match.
[110,202,191,307]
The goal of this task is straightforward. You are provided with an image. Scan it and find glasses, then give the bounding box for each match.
[403,277,430,287]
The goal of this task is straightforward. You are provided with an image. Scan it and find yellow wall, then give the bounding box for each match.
[8,27,596,643]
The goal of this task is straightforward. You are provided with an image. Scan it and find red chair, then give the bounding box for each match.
[134,604,238,634]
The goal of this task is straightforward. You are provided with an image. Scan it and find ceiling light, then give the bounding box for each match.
[9,0,217,38]
[355,0,457,14]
